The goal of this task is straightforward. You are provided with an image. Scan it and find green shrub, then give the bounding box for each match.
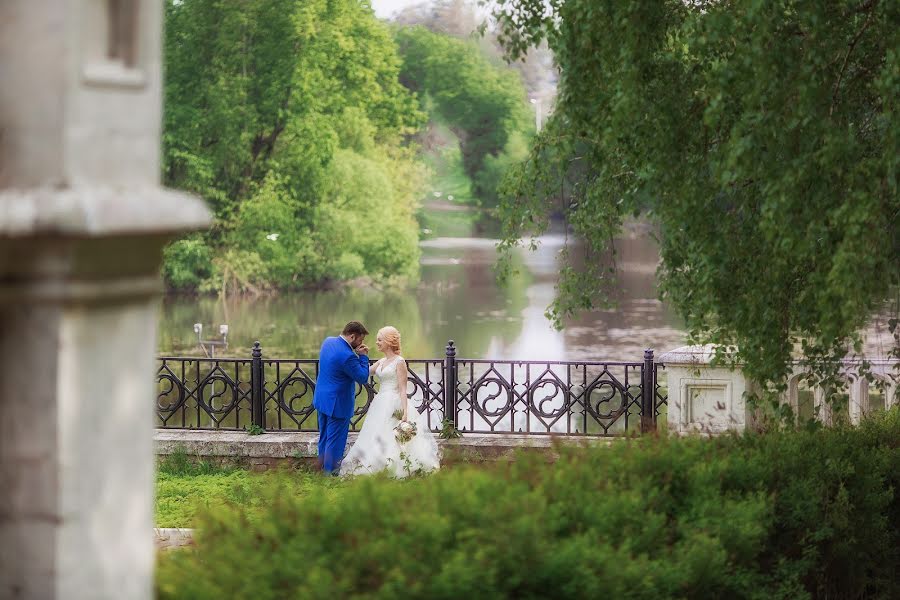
[157,409,899,599]
[162,236,213,291]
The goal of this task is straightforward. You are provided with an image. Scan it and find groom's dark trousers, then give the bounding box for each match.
[313,336,370,474]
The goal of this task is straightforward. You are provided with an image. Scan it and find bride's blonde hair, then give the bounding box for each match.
[378,326,401,354]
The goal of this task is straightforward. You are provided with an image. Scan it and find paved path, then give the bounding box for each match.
[423,200,477,212]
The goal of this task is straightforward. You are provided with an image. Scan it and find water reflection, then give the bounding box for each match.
[158,231,688,360]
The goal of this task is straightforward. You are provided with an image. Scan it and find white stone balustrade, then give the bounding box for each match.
[659,345,898,434]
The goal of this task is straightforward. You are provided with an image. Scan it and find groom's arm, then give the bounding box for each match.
[342,352,370,386]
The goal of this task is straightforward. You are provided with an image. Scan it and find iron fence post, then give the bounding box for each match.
[641,349,655,433]
[251,341,266,430]
[445,340,458,428]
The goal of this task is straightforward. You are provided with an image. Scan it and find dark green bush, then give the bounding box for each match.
[157,409,899,599]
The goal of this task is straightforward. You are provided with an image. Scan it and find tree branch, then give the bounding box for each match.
[831,0,878,116]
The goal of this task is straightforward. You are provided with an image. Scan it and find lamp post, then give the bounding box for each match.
[530,97,542,133]
[194,323,229,358]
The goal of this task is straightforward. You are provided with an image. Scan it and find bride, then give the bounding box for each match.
[340,326,440,477]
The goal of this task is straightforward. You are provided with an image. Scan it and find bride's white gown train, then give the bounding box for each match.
[341,357,440,477]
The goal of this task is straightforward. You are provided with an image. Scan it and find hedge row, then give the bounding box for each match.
[157,409,900,599]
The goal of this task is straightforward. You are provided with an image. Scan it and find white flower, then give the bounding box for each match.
[394,420,417,443]
[265,233,280,241]
[433,191,442,197]
[447,195,454,201]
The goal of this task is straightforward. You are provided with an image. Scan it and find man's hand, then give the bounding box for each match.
[356,344,369,355]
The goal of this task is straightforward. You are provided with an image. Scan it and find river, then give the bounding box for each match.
[157,226,689,362]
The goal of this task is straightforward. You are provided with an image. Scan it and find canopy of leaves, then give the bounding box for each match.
[392,0,558,101]
[491,0,900,395]
[163,0,427,291]
[395,25,533,205]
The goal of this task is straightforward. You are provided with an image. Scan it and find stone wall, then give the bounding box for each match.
[155,430,621,471]
[154,528,195,551]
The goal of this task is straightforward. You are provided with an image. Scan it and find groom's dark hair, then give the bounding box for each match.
[342,321,369,336]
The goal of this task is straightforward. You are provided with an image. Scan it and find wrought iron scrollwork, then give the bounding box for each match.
[156,347,667,436]
[156,362,186,426]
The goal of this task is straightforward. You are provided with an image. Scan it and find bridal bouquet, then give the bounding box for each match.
[394,419,417,444]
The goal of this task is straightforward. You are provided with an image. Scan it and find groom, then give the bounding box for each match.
[313,321,371,474]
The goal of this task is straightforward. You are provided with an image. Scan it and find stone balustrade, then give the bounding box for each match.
[660,345,898,434]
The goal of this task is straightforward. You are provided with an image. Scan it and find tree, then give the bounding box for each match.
[491,0,900,401]
[395,25,533,205]
[392,0,558,101]
[162,0,427,291]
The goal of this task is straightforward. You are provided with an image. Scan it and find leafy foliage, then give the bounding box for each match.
[395,25,533,206]
[162,0,427,292]
[490,0,900,397]
[157,409,900,599]
[438,417,463,439]
[161,236,213,290]
[157,447,236,477]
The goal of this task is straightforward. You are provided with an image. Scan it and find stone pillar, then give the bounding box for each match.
[0,2,210,599]
[658,345,749,434]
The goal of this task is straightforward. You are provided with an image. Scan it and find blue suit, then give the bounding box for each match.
[313,336,370,473]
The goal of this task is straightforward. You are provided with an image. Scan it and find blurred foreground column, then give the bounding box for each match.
[0,2,210,598]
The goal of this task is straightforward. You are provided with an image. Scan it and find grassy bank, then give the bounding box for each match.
[155,451,349,528]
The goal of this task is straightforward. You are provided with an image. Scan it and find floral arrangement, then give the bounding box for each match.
[392,409,417,442]
[394,419,417,444]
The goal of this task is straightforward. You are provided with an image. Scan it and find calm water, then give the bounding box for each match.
[158,229,689,361]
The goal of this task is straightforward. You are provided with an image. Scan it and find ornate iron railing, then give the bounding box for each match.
[156,341,667,436]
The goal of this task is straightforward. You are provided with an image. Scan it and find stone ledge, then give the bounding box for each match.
[154,528,194,550]
[155,429,324,459]
[657,344,741,367]
[154,429,622,467]
[0,185,211,237]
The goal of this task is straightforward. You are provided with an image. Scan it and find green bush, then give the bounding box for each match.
[157,410,899,599]
[162,237,213,291]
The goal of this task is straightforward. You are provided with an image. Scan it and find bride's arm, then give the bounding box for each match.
[397,359,409,420]
[368,358,382,376]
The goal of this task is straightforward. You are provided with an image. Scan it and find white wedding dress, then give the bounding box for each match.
[341,357,440,478]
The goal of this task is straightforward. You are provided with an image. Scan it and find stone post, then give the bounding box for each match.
[0,2,210,599]
[658,345,749,434]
